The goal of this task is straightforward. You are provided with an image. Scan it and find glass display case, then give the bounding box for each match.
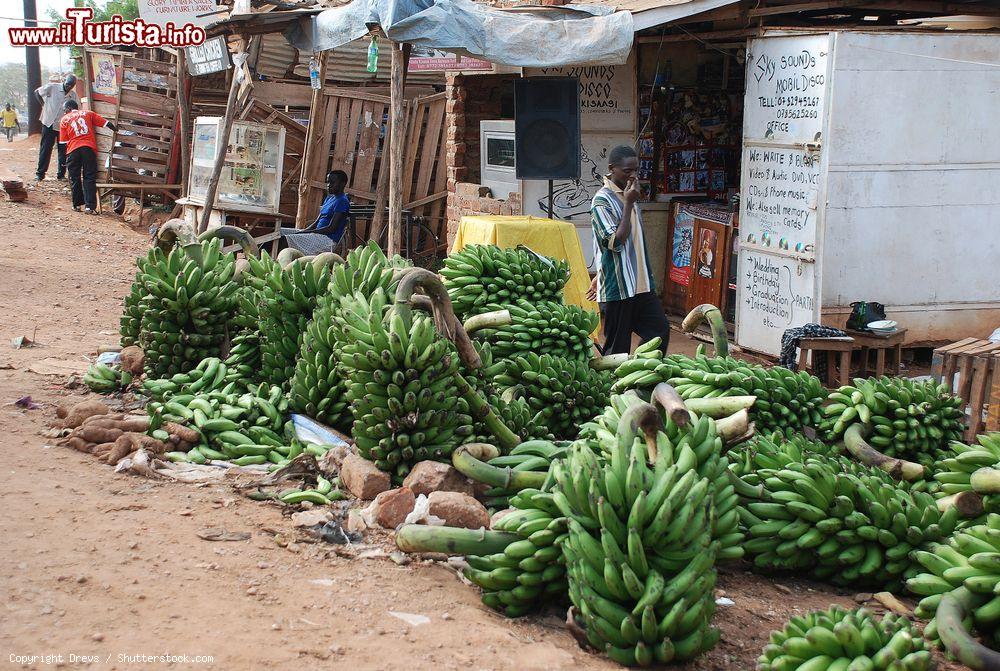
[188,117,285,215]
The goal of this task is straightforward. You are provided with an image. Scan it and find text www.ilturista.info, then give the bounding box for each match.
[8,7,206,49]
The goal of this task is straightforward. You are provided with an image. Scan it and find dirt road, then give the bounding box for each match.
[0,136,878,671]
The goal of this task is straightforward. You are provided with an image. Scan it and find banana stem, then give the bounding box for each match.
[938,588,1000,671]
[396,267,481,370]
[618,402,664,463]
[154,218,197,252]
[310,251,345,271]
[971,468,1000,495]
[452,446,546,490]
[454,372,520,453]
[651,383,690,428]
[395,524,520,556]
[277,247,304,267]
[684,396,757,418]
[937,491,985,518]
[715,409,752,444]
[198,224,259,257]
[682,304,729,358]
[463,310,511,334]
[844,424,926,482]
[590,353,630,371]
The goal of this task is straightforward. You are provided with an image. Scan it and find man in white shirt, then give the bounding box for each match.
[35,75,79,181]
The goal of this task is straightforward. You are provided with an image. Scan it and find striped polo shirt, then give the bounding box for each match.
[591,178,656,303]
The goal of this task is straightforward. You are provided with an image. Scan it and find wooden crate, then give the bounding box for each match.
[931,338,1000,441]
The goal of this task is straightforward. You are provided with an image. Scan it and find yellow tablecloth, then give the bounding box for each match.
[451,216,598,317]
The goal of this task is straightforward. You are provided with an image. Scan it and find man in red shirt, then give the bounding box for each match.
[58,99,115,214]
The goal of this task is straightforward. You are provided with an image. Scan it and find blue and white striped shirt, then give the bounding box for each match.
[591,178,656,303]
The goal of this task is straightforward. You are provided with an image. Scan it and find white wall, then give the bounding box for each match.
[822,32,1000,328]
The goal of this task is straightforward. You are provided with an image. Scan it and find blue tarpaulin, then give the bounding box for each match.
[286,0,634,67]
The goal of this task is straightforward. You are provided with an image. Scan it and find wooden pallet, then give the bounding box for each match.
[931,338,1000,441]
[0,166,27,202]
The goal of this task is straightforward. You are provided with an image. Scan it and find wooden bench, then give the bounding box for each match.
[798,336,856,387]
[846,328,907,378]
[931,338,1000,441]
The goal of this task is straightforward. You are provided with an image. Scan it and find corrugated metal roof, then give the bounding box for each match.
[254,33,445,85]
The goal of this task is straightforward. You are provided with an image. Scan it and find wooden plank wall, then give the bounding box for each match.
[299,89,448,247]
[108,56,178,186]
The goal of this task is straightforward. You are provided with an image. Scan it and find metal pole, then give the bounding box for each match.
[23,0,42,136]
[198,43,245,234]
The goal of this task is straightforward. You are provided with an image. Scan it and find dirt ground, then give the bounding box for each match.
[0,136,945,671]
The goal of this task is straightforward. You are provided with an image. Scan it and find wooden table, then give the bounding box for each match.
[846,328,907,377]
[798,336,855,387]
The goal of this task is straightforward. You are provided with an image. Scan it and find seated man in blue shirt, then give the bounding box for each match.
[299,170,350,242]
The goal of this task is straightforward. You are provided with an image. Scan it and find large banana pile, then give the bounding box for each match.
[559,406,720,666]
[757,606,931,671]
[120,253,150,347]
[468,299,598,363]
[580,394,743,562]
[612,345,825,434]
[256,257,333,389]
[131,239,239,378]
[464,488,568,617]
[908,514,1000,648]
[340,288,471,482]
[822,376,963,465]
[736,432,958,589]
[289,243,406,430]
[222,253,278,389]
[494,352,612,440]
[441,244,569,319]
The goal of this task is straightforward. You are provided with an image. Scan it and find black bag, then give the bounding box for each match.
[847,301,887,331]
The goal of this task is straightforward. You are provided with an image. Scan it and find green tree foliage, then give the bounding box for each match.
[47,0,140,77]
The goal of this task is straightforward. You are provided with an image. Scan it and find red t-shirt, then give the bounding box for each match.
[59,110,108,155]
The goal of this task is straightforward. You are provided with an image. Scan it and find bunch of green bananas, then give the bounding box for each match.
[222,333,261,391]
[579,393,743,562]
[478,440,567,510]
[932,433,1000,525]
[494,352,612,440]
[473,393,555,448]
[736,432,959,589]
[134,239,239,378]
[757,606,932,671]
[232,253,277,332]
[468,299,598,363]
[821,376,963,465]
[340,289,472,483]
[84,363,130,393]
[255,475,347,505]
[611,343,826,434]
[289,242,406,431]
[441,244,570,319]
[256,257,333,389]
[908,514,1000,648]
[558,407,720,666]
[120,254,151,347]
[142,356,232,401]
[464,488,568,617]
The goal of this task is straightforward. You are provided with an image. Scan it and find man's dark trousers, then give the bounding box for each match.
[36,124,67,180]
[66,146,98,210]
[601,291,671,355]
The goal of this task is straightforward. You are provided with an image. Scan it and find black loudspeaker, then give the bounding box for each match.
[514,77,581,180]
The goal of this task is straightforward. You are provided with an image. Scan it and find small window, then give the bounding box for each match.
[486,136,515,168]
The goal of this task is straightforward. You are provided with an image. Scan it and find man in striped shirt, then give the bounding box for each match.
[591,145,670,355]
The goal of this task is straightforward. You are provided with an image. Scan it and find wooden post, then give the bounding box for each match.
[197,42,245,234]
[387,41,410,257]
[295,51,328,228]
[175,49,191,196]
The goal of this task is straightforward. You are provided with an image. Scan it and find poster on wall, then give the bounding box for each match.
[88,52,120,105]
[669,207,694,286]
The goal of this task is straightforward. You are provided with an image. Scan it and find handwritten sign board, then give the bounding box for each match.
[741,145,821,248]
[736,33,832,356]
[187,36,229,76]
[740,252,817,350]
[138,0,217,28]
[744,34,830,141]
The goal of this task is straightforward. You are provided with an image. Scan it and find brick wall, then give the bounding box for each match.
[445,72,519,245]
